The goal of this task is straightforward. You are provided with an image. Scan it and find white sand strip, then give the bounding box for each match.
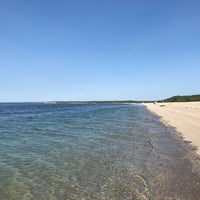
[145,102,200,156]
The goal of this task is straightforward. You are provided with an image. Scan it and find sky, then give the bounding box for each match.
[0,0,200,102]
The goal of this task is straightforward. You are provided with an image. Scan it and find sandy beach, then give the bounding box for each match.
[145,102,200,156]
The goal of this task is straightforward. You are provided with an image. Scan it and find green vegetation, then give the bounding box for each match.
[46,94,200,104]
[161,94,200,102]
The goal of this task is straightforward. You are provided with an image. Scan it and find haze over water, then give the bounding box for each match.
[0,103,199,200]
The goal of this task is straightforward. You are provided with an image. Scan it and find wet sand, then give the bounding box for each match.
[145,102,200,155]
[144,103,200,199]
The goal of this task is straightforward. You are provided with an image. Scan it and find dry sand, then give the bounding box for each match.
[145,102,200,156]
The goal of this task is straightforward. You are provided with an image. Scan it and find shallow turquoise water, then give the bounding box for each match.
[0,103,199,200]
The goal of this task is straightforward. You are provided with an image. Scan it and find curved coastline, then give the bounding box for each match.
[145,102,200,156]
[143,104,200,199]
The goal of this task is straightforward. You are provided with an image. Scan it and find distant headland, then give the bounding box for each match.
[45,94,200,104]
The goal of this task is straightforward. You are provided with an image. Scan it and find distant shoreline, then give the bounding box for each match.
[1,94,200,104]
[44,101,149,104]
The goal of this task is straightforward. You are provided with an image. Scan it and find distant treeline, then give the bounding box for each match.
[160,94,200,102]
[46,94,200,104]
[49,100,152,104]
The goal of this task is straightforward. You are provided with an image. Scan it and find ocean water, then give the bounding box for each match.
[0,103,200,200]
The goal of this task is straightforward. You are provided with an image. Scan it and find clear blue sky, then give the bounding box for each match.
[0,0,200,102]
